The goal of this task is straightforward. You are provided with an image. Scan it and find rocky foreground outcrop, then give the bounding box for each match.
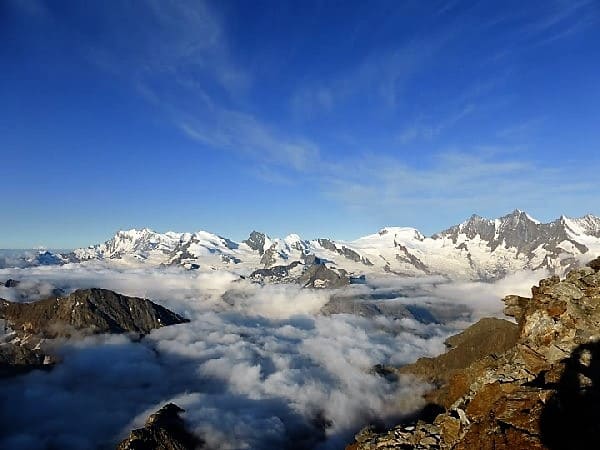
[117,403,203,450]
[0,288,189,338]
[348,258,600,449]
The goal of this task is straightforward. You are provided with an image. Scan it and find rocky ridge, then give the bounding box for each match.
[0,289,188,377]
[118,403,203,450]
[348,257,600,449]
[0,288,189,339]
[249,257,351,288]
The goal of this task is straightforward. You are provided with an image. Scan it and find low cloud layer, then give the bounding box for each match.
[0,263,544,449]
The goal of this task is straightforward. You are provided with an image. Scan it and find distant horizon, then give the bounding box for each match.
[3,208,599,250]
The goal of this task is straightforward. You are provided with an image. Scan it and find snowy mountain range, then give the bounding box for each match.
[63,210,600,281]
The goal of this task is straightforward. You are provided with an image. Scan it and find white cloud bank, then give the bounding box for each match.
[0,262,543,449]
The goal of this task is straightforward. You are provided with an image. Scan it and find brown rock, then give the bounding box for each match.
[434,415,461,446]
[348,258,600,450]
[503,295,530,323]
[399,317,518,385]
[0,288,188,338]
[0,342,51,378]
[457,423,545,450]
[464,383,512,419]
[546,300,567,318]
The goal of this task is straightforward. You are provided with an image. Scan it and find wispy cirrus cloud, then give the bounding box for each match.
[289,35,447,118]
[318,149,600,227]
[14,0,597,227]
[484,0,599,52]
[179,108,320,172]
[523,0,598,43]
[396,103,476,144]
[88,0,248,95]
[40,0,316,174]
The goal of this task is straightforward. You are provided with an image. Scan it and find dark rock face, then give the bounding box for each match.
[250,260,350,289]
[36,251,64,266]
[297,263,349,289]
[0,288,189,338]
[395,243,430,274]
[540,341,600,450]
[167,239,199,266]
[587,257,600,271]
[302,253,322,266]
[0,289,187,379]
[318,239,373,266]
[243,231,267,255]
[250,261,303,281]
[3,279,20,288]
[260,245,280,267]
[348,257,600,449]
[117,403,203,450]
[435,210,589,259]
[0,342,50,378]
[0,342,45,365]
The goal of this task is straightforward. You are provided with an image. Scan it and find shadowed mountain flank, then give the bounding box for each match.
[0,288,189,338]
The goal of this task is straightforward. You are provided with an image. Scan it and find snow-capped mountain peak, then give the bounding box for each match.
[60,211,600,281]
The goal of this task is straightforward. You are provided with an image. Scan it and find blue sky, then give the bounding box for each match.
[2,0,599,248]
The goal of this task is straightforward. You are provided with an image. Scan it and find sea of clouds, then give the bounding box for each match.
[0,262,544,449]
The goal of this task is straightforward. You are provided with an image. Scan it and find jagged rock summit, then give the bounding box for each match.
[117,403,203,450]
[249,257,351,288]
[348,257,600,449]
[1,289,188,378]
[0,288,189,339]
